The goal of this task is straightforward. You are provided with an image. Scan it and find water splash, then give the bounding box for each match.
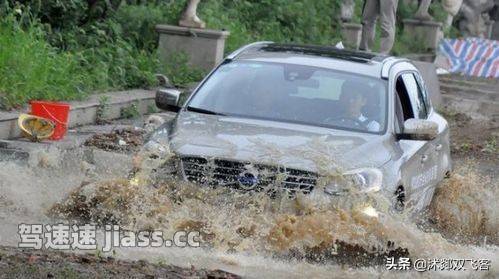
[1,142,498,277]
[429,162,499,245]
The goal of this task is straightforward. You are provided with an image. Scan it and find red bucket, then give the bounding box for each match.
[30,101,70,140]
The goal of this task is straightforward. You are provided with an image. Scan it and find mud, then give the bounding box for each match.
[430,163,499,245]
[0,245,240,279]
[51,178,412,263]
[442,109,498,171]
[84,128,145,153]
[0,109,498,278]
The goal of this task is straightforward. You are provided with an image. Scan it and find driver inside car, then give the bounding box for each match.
[335,81,381,132]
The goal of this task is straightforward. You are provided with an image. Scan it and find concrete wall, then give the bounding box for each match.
[156,24,229,71]
[0,90,155,140]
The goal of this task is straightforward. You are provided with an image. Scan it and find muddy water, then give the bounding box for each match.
[0,144,498,278]
[0,147,133,244]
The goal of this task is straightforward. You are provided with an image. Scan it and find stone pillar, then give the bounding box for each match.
[155,24,230,71]
[341,23,362,50]
[402,19,443,51]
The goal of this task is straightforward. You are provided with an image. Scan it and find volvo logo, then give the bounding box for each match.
[237,169,259,190]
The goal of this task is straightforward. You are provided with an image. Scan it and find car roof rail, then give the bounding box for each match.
[381,57,410,79]
[226,41,274,60]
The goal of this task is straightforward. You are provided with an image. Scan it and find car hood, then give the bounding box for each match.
[169,112,391,174]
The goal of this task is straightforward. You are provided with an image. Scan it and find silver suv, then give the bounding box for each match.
[153,42,451,212]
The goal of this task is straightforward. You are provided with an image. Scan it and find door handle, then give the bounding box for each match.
[421,154,429,163]
[435,144,443,151]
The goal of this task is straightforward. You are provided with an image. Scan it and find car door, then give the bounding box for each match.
[391,70,434,211]
[414,72,450,183]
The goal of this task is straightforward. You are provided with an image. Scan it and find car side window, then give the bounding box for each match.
[394,92,404,134]
[395,76,414,134]
[414,74,432,114]
[401,73,428,119]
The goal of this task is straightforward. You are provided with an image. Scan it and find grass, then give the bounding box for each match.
[0,15,87,109]
[0,13,162,110]
[120,102,140,119]
[483,137,497,153]
[96,95,110,124]
[161,52,206,87]
[0,6,206,110]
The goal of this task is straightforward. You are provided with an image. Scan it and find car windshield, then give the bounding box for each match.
[187,61,387,134]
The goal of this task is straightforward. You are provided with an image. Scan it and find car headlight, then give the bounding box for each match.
[324,168,383,196]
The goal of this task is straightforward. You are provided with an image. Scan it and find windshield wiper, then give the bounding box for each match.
[186,106,226,116]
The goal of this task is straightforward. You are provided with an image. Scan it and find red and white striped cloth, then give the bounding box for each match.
[439,38,499,78]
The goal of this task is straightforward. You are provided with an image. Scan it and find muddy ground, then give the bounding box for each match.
[84,128,146,153]
[0,108,497,278]
[443,109,498,177]
[0,246,240,279]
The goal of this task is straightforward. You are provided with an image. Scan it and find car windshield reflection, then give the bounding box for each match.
[188,61,387,134]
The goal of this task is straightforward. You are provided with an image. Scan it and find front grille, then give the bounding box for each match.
[180,156,317,195]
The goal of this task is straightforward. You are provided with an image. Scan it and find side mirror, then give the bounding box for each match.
[397,118,438,141]
[156,88,183,112]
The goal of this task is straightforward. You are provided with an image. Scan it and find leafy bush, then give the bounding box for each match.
[0,8,161,109]
[0,14,87,109]
[161,52,206,87]
[113,2,186,51]
[73,37,160,90]
[120,102,140,119]
[0,0,460,110]
[110,0,343,53]
[197,0,342,52]
[0,0,120,29]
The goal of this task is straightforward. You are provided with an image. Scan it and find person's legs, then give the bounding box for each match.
[360,0,380,52]
[379,0,399,54]
[414,0,433,20]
